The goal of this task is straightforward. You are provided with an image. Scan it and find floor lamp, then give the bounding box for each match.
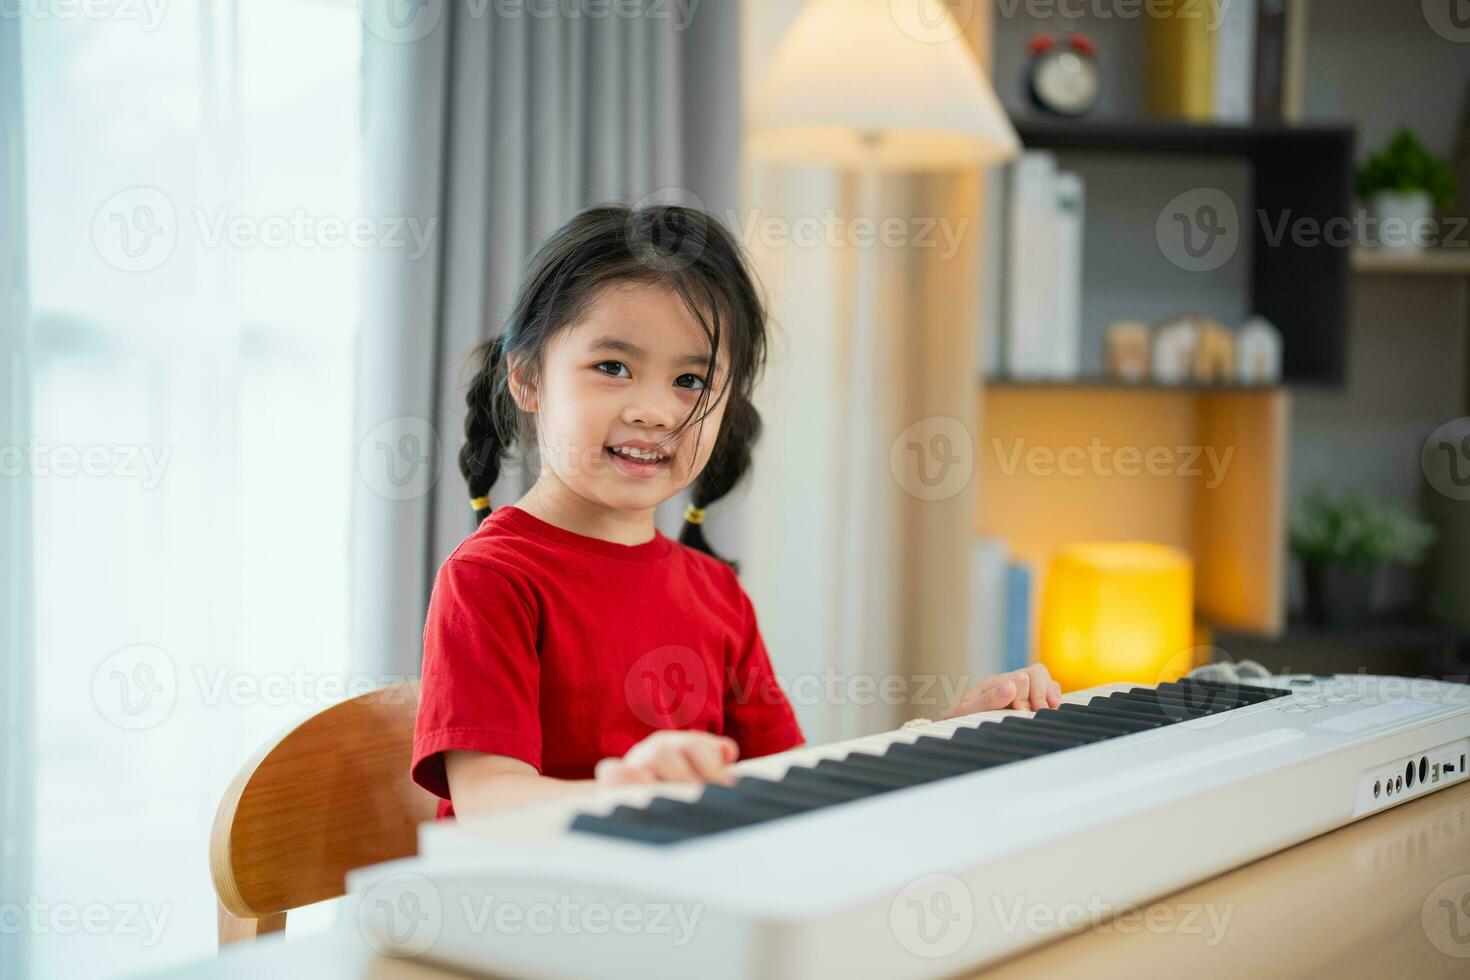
[747,0,1020,738]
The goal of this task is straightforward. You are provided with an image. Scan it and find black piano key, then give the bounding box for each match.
[779,765,889,800]
[1084,696,1179,721]
[999,714,1121,743]
[1046,705,1161,733]
[644,796,779,833]
[887,738,1015,771]
[838,751,957,783]
[569,809,699,845]
[1064,696,1164,728]
[733,775,851,809]
[1152,681,1258,705]
[698,782,816,816]
[1141,686,1247,711]
[1136,687,1243,714]
[1176,677,1293,700]
[815,757,941,790]
[911,733,1039,764]
[953,722,1090,750]
[1106,692,1212,718]
[951,727,1072,755]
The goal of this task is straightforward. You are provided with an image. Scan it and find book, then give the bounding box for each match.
[1002,151,1059,378]
[1212,0,1256,123]
[1255,0,1307,121]
[1145,0,1215,121]
[971,537,1010,682]
[1053,172,1084,379]
[1004,561,1033,672]
[980,167,1005,377]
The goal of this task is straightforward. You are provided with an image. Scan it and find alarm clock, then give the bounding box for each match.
[1025,32,1100,118]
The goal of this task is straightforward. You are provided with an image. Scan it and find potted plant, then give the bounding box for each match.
[1289,490,1437,628]
[1354,129,1458,251]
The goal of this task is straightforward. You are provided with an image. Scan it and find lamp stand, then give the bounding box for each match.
[836,134,888,739]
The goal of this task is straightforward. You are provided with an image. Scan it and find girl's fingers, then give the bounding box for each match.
[1026,665,1051,710]
[684,741,735,785]
[1009,672,1030,710]
[649,749,700,784]
[1047,681,1062,708]
[595,758,653,785]
[976,681,1016,711]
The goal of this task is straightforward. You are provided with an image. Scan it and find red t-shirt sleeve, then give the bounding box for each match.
[411,557,543,802]
[723,584,805,760]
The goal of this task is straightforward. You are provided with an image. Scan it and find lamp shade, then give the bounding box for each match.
[746,0,1021,171]
[1039,543,1194,691]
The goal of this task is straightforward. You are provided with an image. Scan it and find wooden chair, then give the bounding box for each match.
[209,680,439,946]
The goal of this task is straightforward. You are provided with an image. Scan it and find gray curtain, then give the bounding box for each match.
[1,12,34,978]
[352,0,743,677]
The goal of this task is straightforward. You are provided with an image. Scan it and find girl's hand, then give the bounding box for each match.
[941,664,1062,719]
[593,730,739,787]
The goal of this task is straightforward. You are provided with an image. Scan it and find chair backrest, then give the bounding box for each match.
[209,680,438,945]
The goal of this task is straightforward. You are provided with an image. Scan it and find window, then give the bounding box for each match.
[21,1,361,974]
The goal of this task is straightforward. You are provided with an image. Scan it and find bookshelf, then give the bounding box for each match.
[984,375,1283,393]
[979,385,1289,636]
[1352,248,1470,277]
[1009,116,1356,386]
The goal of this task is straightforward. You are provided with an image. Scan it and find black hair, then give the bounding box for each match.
[458,203,768,570]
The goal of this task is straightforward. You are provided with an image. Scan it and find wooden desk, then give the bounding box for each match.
[154,781,1470,979]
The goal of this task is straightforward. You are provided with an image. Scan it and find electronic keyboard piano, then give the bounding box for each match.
[347,674,1470,979]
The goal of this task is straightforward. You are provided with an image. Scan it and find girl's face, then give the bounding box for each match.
[510,281,730,515]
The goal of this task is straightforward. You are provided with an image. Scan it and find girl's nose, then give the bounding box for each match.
[623,390,680,429]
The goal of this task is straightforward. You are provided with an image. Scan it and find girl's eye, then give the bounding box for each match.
[594,361,629,379]
[675,374,706,391]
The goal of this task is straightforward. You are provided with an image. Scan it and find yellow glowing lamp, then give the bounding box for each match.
[1040,543,1194,691]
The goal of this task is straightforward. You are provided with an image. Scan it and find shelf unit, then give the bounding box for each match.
[984,375,1284,393]
[1352,247,1470,277]
[1011,117,1356,386]
[980,385,1290,635]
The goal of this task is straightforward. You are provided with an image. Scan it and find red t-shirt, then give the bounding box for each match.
[412,505,805,818]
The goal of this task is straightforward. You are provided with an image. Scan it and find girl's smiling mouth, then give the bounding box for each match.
[605,441,671,477]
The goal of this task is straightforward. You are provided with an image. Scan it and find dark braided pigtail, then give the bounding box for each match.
[679,396,762,573]
[459,333,512,524]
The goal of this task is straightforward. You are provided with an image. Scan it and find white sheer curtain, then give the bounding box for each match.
[16,2,364,976]
[3,13,36,980]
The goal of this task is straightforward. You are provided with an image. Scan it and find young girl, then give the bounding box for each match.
[411,204,1061,819]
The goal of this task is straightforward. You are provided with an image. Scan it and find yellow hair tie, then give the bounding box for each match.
[469,496,490,511]
[683,504,706,525]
